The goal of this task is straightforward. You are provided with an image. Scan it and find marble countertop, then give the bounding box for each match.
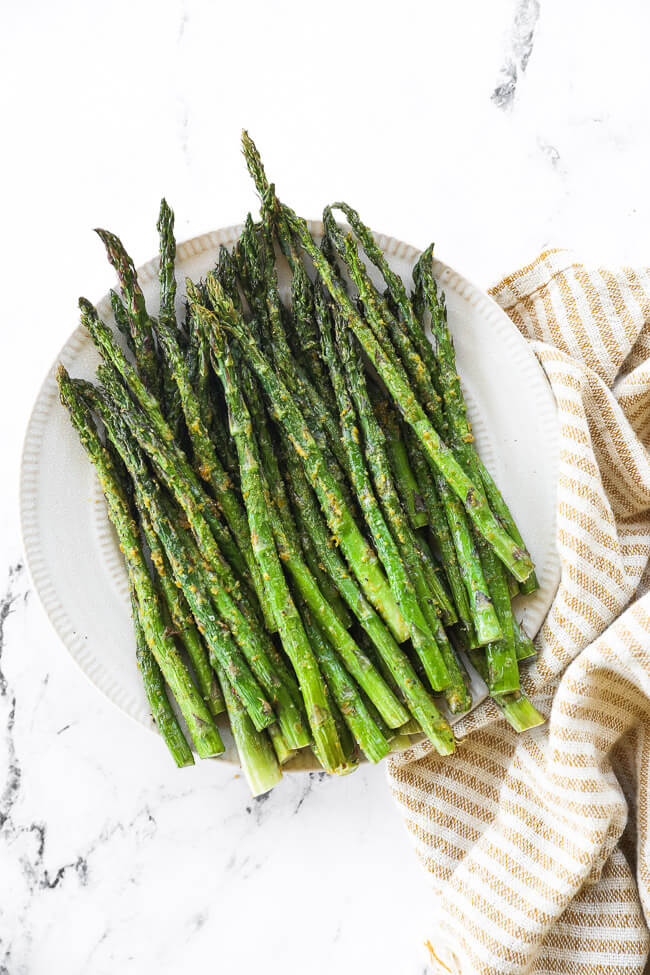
[3,1,650,972]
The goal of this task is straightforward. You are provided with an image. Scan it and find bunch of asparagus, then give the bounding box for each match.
[57,132,544,796]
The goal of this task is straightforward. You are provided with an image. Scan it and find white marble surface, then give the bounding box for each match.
[3,1,650,972]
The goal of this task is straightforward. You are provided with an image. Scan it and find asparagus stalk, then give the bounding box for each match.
[341,326,456,626]
[250,399,409,729]
[482,540,520,695]
[57,367,224,758]
[94,412,224,720]
[330,238,501,643]
[156,199,184,437]
[289,258,338,413]
[94,357,252,603]
[152,291,279,634]
[346,233,516,663]
[413,246,538,596]
[398,423,475,643]
[81,300,261,609]
[323,207,445,426]
[214,662,282,796]
[187,296,241,488]
[211,330,346,773]
[299,603,390,763]
[171,510,309,739]
[131,584,194,767]
[239,353,352,630]
[102,437,195,758]
[284,213,535,584]
[326,231,503,643]
[478,461,539,595]
[514,618,537,661]
[256,207,353,483]
[281,445,454,755]
[241,130,298,270]
[468,650,544,733]
[95,228,159,396]
[413,251,520,693]
[140,507,225,718]
[318,295,451,694]
[495,694,545,733]
[267,723,297,766]
[320,224,503,647]
[379,404,428,530]
[338,325,471,713]
[110,289,135,357]
[95,382,308,745]
[197,280,408,644]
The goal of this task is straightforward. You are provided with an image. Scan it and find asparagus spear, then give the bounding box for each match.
[142,510,224,717]
[197,280,409,644]
[222,236,355,514]
[211,329,346,773]
[412,245,539,597]
[238,349,352,630]
[94,405,226,720]
[130,583,194,768]
[346,224,523,664]
[320,222,503,647]
[322,219,501,645]
[379,403,428,530]
[156,199,184,438]
[152,290,281,634]
[256,206,353,483]
[478,461,539,595]
[413,251,520,693]
[284,213,535,584]
[94,356,252,603]
[514,618,537,661]
[318,294,451,694]
[341,326,456,626]
[95,228,159,396]
[241,130,299,270]
[214,661,282,796]
[101,435,195,758]
[468,649,544,733]
[289,258,337,412]
[94,381,308,745]
[338,325,471,713]
[481,548,520,694]
[328,201,449,416]
[187,290,241,487]
[267,722,297,767]
[57,367,224,758]
[110,289,135,357]
[323,206,444,426]
[170,508,309,737]
[398,421,475,643]
[81,298,269,622]
[248,388,408,729]
[299,603,390,763]
[281,445,453,755]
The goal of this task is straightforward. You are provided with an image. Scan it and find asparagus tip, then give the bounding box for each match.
[157,197,173,232]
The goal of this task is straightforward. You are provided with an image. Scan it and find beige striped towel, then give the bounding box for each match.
[387,250,650,974]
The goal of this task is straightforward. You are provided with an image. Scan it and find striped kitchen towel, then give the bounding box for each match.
[387,250,650,974]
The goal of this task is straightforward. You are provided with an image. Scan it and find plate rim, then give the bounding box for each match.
[19,221,560,764]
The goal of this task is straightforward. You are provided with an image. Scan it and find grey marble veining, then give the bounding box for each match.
[4,0,650,971]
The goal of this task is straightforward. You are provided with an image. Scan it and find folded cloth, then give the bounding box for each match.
[387,250,650,975]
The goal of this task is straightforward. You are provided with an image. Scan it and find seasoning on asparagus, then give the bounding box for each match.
[197,279,409,644]
[57,366,224,758]
[284,212,535,584]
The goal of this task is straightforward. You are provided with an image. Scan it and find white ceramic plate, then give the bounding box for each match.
[20,223,559,768]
